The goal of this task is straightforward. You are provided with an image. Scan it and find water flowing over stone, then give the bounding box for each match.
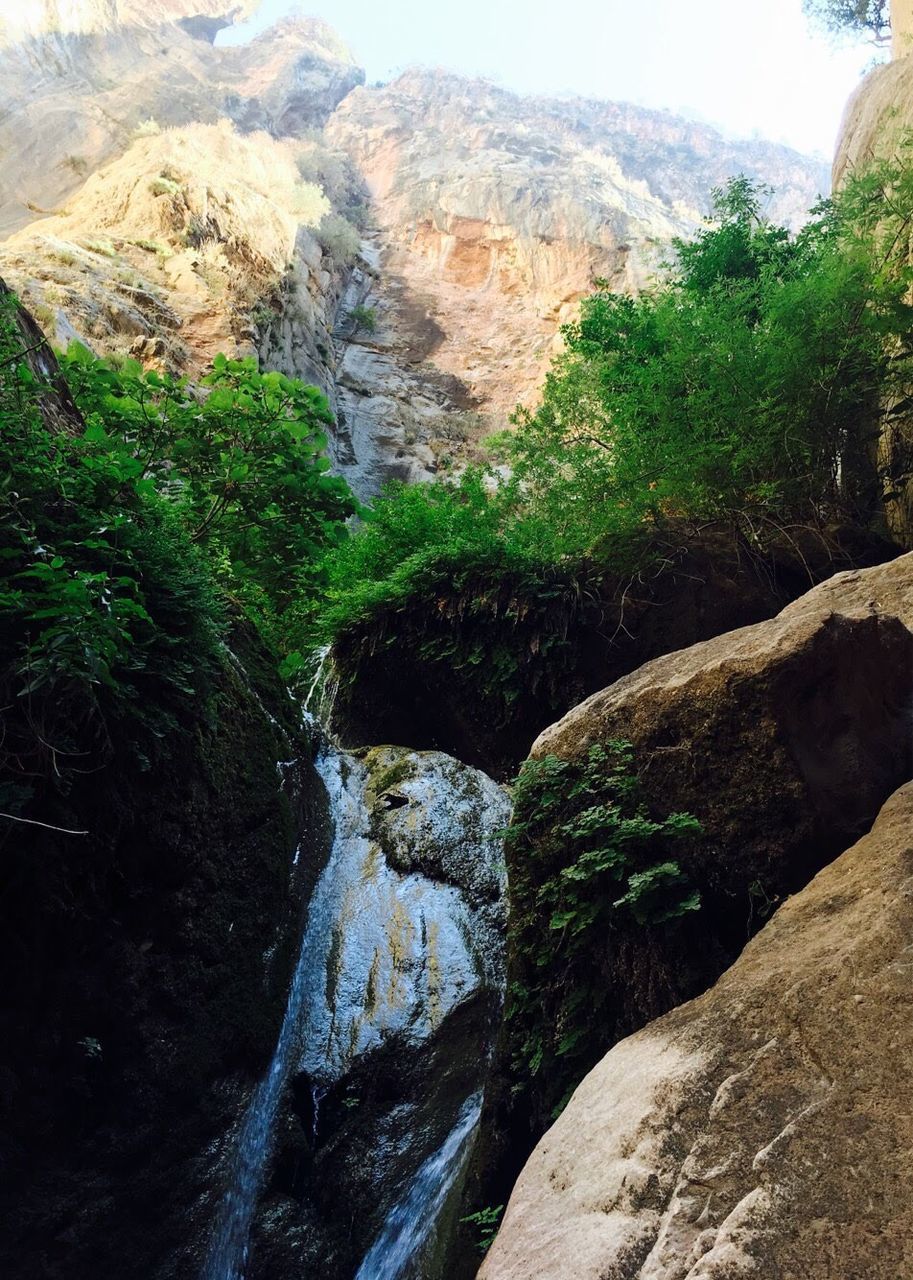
[201,731,509,1278]
[355,1092,484,1280]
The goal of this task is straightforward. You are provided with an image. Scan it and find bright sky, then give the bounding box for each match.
[220,0,882,158]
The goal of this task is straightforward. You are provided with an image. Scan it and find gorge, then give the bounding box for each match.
[1,3,912,1280]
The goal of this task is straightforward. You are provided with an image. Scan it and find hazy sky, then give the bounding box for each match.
[220,0,880,157]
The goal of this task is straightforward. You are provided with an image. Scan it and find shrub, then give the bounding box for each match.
[350,304,377,334]
[504,741,700,1112]
[314,213,360,264]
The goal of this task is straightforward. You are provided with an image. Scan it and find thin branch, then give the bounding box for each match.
[0,811,89,835]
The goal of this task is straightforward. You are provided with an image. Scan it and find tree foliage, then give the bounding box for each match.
[318,170,913,644]
[802,0,891,43]
[61,348,357,622]
[0,304,356,807]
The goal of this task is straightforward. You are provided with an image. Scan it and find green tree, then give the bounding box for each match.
[802,0,891,43]
[61,349,357,613]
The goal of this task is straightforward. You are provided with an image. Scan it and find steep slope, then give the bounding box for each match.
[480,781,913,1280]
[0,7,362,236]
[834,0,913,545]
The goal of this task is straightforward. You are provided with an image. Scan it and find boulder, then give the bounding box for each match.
[480,781,913,1279]
[491,553,913,1173]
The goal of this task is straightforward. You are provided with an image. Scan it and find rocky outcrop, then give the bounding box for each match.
[328,529,897,778]
[502,552,913,1124]
[834,4,913,545]
[0,2,258,47]
[327,71,830,458]
[0,9,362,236]
[238,743,510,1279]
[1,120,345,375]
[480,780,913,1280]
[0,12,831,497]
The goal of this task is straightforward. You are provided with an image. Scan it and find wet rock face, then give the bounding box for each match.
[0,629,327,1280]
[481,782,913,1280]
[242,745,510,1279]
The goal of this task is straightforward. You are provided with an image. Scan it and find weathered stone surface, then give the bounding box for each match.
[0,13,361,236]
[534,554,913,870]
[481,781,913,1279]
[834,27,913,546]
[327,70,830,462]
[481,552,912,1204]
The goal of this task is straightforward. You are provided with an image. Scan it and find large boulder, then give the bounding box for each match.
[482,553,913,1204]
[480,781,913,1279]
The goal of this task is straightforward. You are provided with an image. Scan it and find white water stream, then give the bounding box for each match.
[201,665,508,1279]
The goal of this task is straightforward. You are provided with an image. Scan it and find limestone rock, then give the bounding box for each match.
[327,71,830,456]
[0,13,361,236]
[834,30,913,545]
[0,0,257,48]
[481,781,913,1279]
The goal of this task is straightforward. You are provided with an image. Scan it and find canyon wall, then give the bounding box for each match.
[0,5,830,497]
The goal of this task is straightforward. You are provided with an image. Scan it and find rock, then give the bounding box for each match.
[245,744,510,1279]
[327,71,830,464]
[0,18,831,499]
[480,781,913,1280]
[0,12,362,236]
[834,25,913,546]
[485,552,913,1195]
[533,554,913,855]
[329,529,898,778]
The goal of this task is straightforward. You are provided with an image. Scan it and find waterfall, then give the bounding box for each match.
[355,1093,484,1280]
[200,660,509,1280]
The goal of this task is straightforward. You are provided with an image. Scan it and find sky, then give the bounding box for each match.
[219,0,882,158]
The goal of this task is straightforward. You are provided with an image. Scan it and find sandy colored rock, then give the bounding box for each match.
[328,71,829,448]
[893,0,913,57]
[482,781,913,1279]
[534,554,913,871]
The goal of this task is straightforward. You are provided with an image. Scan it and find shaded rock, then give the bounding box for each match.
[481,782,913,1280]
[466,553,913,1260]
[330,529,898,778]
[0,630,328,1279]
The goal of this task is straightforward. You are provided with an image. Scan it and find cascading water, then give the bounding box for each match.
[201,656,509,1280]
[355,1093,484,1280]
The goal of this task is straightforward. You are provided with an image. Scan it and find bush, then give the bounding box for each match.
[504,741,700,1113]
[350,304,377,333]
[61,348,358,621]
[0,295,223,804]
[314,213,360,264]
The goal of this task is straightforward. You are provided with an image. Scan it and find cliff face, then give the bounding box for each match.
[326,72,829,460]
[0,9,362,236]
[480,779,913,1280]
[834,0,913,545]
[0,10,830,497]
[0,0,257,47]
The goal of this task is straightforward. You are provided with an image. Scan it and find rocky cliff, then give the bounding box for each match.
[0,5,830,497]
[476,552,913,1277]
[834,0,913,545]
